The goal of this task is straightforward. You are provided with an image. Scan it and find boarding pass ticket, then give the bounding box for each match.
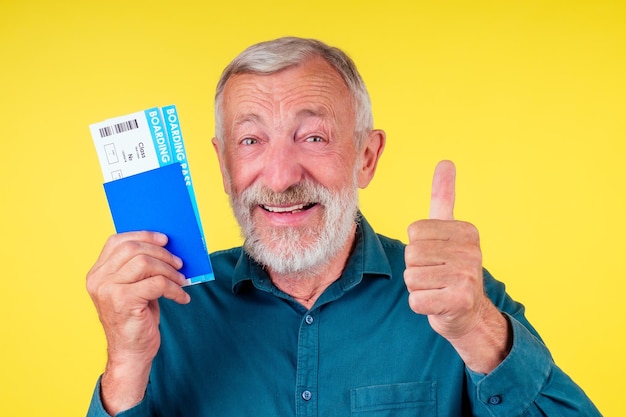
[91,106,178,181]
[89,105,214,285]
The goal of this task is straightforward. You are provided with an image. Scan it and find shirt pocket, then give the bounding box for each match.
[350,381,437,417]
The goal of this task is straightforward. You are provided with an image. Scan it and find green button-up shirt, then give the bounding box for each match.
[88,215,600,416]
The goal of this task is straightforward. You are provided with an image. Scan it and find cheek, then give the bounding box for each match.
[308,151,358,188]
[222,151,258,192]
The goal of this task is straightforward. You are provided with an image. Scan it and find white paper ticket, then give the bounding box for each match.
[90,107,174,182]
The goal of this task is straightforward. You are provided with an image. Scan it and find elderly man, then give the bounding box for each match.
[87,37,600,416]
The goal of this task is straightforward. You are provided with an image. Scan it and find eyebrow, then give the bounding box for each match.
[231,104,332,133]
[296,107,329,119]
[232,113,262,128]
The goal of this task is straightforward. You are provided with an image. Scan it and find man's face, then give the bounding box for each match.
[214,56,371,275]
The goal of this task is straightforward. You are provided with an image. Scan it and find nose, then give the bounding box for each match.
[262,139,304,193]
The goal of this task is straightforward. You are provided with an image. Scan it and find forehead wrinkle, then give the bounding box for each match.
[226,99,274,137]
[277,87,341,128]
[225,75,272,112]
[273,58,349,123]
[225,59,352,135]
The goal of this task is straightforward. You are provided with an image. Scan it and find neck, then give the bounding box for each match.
[268,224,356,310]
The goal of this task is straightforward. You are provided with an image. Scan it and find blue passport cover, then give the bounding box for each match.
[103,163,213,280]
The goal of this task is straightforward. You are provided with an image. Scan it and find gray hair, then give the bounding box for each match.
[214,37,373,147]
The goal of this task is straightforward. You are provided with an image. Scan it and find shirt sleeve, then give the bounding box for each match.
[465,314,602,417]
[87,376,153,417]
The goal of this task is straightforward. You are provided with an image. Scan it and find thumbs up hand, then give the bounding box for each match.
[404,161,510,373]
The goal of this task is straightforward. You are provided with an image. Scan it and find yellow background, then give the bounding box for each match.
[1,0,624,415]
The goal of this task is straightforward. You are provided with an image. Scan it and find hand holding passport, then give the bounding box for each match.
[90,105,214,285]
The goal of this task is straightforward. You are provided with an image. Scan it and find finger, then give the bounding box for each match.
[407,288,451,317]
[122,254,187,286]
[87,257,187,303]
[88,239,184,293]
[403,265,448,291]
[404,259,479,292]
[96,231,169,266]
[407,219,479,244]
[429,160,456,221]
[133,275,191,305]
[109,241,182,272]
[404,242,447,267]
[94,234,182,273]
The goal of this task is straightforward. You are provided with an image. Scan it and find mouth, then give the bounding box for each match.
[260,202,317,214]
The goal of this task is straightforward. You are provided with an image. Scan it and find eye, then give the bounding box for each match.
[241,137,258,145]
[305,135,324,143]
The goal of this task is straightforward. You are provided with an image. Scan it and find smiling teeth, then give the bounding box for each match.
[263,204,306,213]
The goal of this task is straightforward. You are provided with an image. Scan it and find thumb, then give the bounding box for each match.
[429,160,456,220]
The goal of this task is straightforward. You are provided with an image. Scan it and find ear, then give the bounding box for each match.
[357,129,386,189]
[211,137,231,195]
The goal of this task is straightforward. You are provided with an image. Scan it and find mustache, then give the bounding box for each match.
[239,181,333,208]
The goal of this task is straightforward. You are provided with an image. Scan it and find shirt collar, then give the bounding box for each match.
[231,213,393,294]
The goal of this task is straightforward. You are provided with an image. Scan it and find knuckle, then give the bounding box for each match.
[407,292,420,313]
[404,245,418,265]
[104,233,119,247]
[407,219,427,239]
[132,254,153,271]
[403,269,414,287]
[453,269,472,285]
[144,275,174,299]
[91,280,118,312]
[118,240,143,256]
[86,267,109,298]
[470,249,482,264]
[457,246,482,263]
[151,275,169,292]
[85,274,98,296]
[459,221,479,239]
[96,279,117,300]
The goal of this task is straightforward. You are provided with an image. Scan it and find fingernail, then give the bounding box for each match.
[154,232,168,244]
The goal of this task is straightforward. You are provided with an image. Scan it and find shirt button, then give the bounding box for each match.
[488,395,502,405]
[302,390,312,401]
[305,314,314,325]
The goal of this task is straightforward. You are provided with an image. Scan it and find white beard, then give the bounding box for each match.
[230,178,359,276]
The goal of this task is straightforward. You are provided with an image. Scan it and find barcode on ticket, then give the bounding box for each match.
[98,119,140,138]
